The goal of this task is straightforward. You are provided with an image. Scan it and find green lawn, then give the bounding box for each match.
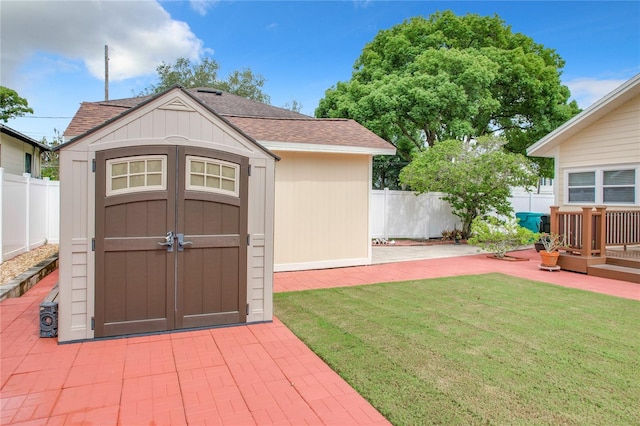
[274,273,640,425]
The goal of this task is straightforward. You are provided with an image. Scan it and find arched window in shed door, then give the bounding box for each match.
[106,155,167,196]
[185,156,239,197]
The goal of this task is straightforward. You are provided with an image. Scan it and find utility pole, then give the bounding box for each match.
[104,45,109,101]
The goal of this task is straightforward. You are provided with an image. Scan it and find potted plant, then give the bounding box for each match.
[468,216,539,259]
[538,232,568,267]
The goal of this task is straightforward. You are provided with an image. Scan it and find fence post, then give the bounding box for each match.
[383,187,389,239]
[0,168,3,264]
[23,173,31,252]
[44,177,50,243]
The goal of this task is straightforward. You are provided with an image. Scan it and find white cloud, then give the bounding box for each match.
[189,0,217,16]
[0,0,207,85]
[565,77,627,109]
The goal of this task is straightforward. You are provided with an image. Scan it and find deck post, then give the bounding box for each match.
[582,207,593,257]
[595,206,607,256]
[550,206,559,234]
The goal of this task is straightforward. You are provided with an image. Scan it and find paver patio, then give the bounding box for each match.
[1,247,638,425]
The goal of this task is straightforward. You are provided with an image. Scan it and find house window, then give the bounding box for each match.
[106,155,166,196]
[567,171,595,203]
[566,167,637,205]
[25,153,32,174]
[603,169,635,203]
[186,156,239,196]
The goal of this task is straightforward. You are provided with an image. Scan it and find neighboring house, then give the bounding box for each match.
[56,86,394,342]
[0,124,50,177]
[527,73,640,209]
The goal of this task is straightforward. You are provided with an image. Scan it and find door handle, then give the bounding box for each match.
[177,233,193,251]
[158,231,175,252]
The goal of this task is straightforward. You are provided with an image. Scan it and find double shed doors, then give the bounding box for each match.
[95,146,248,338]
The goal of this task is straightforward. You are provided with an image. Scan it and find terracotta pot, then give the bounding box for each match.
[539,250,560,267]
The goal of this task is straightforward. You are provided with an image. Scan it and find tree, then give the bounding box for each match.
[372,155,408,189]
[216,68,270,104]
[40,129,62,180]
[282,99,304,113]
[142,57,270,103]
[399,136,538,236]
[316,11,580,178]
[0,86,34,122]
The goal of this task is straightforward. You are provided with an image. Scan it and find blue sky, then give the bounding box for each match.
[2,1,639,143]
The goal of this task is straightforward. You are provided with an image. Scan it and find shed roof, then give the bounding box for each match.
[527,73,640,158]
[226,116,395,154]
[0,124,50,151]
[64,87,395,155]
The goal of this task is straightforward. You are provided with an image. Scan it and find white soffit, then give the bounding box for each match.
[260,140,396,156]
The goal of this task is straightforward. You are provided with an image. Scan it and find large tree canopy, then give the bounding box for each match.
[142,57,270,103]
[0,86,33,123]
[316,11,580,180]
[399,136,538,236]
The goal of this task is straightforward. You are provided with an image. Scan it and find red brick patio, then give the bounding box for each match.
[1,248,638,425]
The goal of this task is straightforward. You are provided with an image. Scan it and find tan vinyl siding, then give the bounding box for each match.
[559,97,640,169]
[273,151,370,270]
[557,96,640,207]
[0,134,42,177]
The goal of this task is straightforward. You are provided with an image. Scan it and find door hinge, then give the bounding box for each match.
[92,159,96,172]
[246,303,250,315]
[248,164,251,176]
[91,238,95,251]
[91,317,95,330]
[247,234,250,246]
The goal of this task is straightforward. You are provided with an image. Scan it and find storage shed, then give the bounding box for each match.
[64,87,396,276]
[56,87,277,342]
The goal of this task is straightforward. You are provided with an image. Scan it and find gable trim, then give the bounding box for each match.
[158,97,195,112]
[56,86,278,160]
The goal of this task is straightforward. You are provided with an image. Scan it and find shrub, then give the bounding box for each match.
[441,227,464,241]
[468,216,539,258]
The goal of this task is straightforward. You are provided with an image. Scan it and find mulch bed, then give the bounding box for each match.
[486,254,529,261]
[0,244,59,286]
[374,238,465,246]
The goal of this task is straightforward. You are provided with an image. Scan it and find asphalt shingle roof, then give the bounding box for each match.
[64,87,395,153]
[226,116,394,150]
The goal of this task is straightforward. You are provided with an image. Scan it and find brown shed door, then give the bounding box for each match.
[95,146,248,338]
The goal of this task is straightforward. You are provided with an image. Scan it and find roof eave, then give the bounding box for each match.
[260,140,396,156]
[527,73,640,157]
[0,124,50,151]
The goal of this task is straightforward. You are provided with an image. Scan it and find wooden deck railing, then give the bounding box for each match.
[606,210,640,247]
[550,206,640,257]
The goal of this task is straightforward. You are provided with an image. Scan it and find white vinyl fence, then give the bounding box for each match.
[371,188,554,239]
[0,168,59,264]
